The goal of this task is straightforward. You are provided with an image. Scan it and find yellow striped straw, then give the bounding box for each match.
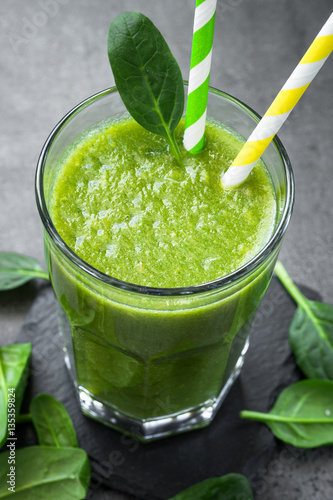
[222,12,333,188]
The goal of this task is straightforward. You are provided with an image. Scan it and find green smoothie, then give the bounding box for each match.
[46,115,278,427]
[50,118,276,287]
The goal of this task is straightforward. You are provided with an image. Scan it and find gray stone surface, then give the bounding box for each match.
[0,0,332,499]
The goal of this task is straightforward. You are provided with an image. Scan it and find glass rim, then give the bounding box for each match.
[35,84,295,297]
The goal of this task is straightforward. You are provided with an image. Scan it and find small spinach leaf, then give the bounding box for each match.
[0,252,49,291]
[289,302,333,379]
[241,380,333,448]
[0,343,31,448]
[275,261,333,380]
[0,446,90,499]
[168,473,253,500]
[30,394,78,448]
[107,12,184,163]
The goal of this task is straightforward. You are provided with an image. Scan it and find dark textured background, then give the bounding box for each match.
[1,0,333,499]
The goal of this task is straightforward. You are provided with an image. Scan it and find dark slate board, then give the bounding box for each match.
[16,277,320,499]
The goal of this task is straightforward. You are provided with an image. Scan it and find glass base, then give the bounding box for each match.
[71,339,249,442]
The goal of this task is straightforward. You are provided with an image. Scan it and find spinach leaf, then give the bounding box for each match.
[168,474,253,500]
[107,12,184,163]
[0,252,49,291]
[241,380,333,448]
[275,261,333,380]
[30,394,78,448]
[0,446,90,499]
[0,344,31,448]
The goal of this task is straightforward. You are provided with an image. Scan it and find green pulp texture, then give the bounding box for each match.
[50,118,276,288]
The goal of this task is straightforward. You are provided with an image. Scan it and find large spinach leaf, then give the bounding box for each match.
[0,446,90,499]
[241,380,333,448]
[30,394,78,448]
[107,12,184,163]
[275,261,333,380]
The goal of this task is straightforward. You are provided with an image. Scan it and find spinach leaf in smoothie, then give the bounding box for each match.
[0,252,49,291]
[107,12,184,164]
[0,446,90,499]
[168,473,253,500]
[30,394,78,448]
[275,261,333,380]
[241,380,333,448]
[0,343,31,448]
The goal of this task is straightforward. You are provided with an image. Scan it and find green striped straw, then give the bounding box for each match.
[184,0,217,153]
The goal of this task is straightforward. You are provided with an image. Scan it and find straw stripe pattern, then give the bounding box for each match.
[222,12,333,188]
[184,0,217,153]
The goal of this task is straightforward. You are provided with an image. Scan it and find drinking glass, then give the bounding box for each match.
[35,84,294,441]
